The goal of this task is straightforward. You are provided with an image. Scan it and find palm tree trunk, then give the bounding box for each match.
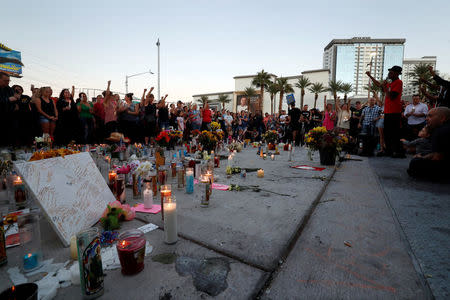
[270,95,274,114]
[300,90,305,108]
[279,92,284,114]
[260,87,264,112]
[314,94,318,109]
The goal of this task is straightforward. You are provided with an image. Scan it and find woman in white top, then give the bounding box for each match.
[336,97,350,132]
[177,110,185,131]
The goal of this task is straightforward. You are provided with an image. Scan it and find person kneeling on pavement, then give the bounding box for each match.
[407,107,450,179]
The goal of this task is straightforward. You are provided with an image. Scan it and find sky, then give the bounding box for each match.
[3,0,450,101]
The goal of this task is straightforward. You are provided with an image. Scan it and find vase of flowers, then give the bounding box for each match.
[305,127,348,166]
[197,129,224,154]
[262,130,278,149]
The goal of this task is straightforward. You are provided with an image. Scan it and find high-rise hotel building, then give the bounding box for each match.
[323,37,405,97]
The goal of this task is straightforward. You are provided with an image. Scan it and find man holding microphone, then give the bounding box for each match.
[366,66,405,158]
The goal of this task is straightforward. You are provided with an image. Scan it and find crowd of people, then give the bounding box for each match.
[0,64,449,179]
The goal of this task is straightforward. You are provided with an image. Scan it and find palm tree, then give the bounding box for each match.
[243,87,257,112]
[340,83,353,103]
[267,81,279,114]
[308,82,326,109]
[276,77,294,114]
[295,75,311,108]
[197,95,209,107]
[251,69,271,111]
[364,82,382,98]
[327,80,343,107]
[217,94,231,110]
[409,63,433,97]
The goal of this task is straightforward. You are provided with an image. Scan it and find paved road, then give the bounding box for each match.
[369,156,450,300]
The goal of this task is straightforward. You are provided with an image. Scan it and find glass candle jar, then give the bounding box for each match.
[163,196,177,244]
[116,229,146,275]
[142,182,153,209]
[77,227,104,299]
[13,176,27,209]
[177,166,185,190]
[116,174,126,203]
[185,168,194,194]
[158,166,167,190]
[18,210,42,272]
[160,184,171,220]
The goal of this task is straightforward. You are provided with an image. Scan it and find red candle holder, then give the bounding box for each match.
[116,229,146,275]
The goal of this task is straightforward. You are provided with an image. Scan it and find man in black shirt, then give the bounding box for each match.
[350,101,363,137]
[0,72,14,146]
[288,103,301,146]
[407,107,450,179]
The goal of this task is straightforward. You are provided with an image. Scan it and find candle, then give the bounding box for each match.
[177,166,185,189]
[108,170,117,194]
[143,182,153,209]
[163,196,177,244]
[288,144,292,161]
[0,283,38,300]
[260,148,264,158]
[263,154,267,160]
[200,178,211,208]
[214,156,220,168]
[257,169,264,178]
[271,154,275,160]
[116,174,126,203]
[186,168,194,194]
[13,176,26,207]
[227,155,233,167]
[23,253,39,271]
[160,185,171,220]
[70,235,78,259]
[116,229,146,275]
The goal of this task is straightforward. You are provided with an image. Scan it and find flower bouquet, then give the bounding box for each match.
[100,201,135,231]
[155,131,170,148]
[227,142,243,153]
[168,130,183,147]
[210,121,221,131]
[262,130,278,150]
[305,127,349,165]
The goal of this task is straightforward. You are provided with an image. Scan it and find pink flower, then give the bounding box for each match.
[121,204,135,221]
[101,200,123,218]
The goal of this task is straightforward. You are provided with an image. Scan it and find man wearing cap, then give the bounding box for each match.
[366,66,405,158]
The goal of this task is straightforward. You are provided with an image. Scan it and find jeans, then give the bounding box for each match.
[80,117,94,144]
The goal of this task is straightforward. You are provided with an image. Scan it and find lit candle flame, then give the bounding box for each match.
[12,286,15,292]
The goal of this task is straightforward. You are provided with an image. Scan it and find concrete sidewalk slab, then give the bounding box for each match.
[263,158,428,299]
[369,157,450,299]
[1,217,266,299]
[140,148,334,270]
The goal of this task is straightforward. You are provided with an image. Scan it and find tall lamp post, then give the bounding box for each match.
[156,38,160,101]
[366,52,376,99]
[125,70,154,94]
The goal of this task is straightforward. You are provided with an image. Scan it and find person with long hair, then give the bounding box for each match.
[336,97,351,133]
[141,88,157,145]
[103,80,119,137]
[77,92,94,144]
[157,94,169,130]
[322,97,336,131]
[34,86,58,138]
[55,86,80,144]
[119,92,140,143]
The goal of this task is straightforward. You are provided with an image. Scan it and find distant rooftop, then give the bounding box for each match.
[403,56,437,63]
[324,37,406,51]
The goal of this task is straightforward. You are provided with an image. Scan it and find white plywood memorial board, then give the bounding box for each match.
[14,152,115,247]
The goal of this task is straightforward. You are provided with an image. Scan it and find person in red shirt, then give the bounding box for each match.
[93,94,105,142]
[201,102,212,130]
[366,65,405,158]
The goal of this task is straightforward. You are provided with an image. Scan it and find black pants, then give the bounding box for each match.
[408,158,449,179]
[384,113,403,155]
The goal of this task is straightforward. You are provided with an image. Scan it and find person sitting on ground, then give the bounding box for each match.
[407,107,450,179]
[400,126,432,155]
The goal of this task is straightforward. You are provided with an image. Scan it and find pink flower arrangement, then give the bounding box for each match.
[100,200,135,231]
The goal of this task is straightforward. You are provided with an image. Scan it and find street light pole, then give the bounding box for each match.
[157,38,160,101]
[125,70,154,94]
